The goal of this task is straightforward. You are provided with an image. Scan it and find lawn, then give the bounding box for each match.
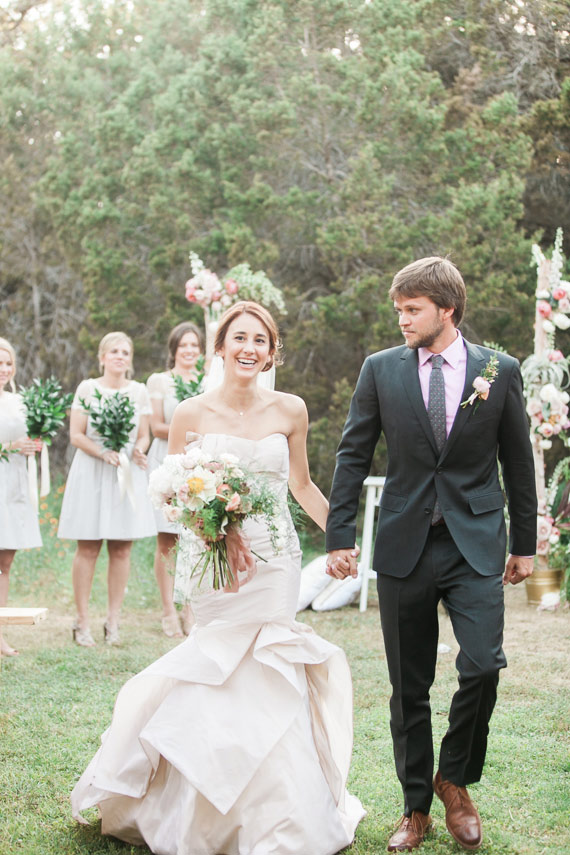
[1,490,569,855]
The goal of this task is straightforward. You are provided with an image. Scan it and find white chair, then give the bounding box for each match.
[358,476,385,612]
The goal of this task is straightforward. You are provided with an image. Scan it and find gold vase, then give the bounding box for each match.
[525,556,563,605]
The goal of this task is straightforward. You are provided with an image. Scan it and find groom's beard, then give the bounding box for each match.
[403,318,445,350]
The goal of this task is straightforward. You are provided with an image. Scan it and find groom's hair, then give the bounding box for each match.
[389,257,466,326]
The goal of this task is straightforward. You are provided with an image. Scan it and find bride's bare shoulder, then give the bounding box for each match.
[268,390,307,417]
[175,391,218,418]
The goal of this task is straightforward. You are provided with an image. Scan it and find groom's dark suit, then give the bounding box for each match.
[326,339,536,814]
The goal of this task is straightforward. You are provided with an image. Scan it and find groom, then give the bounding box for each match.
[326,257,537,852]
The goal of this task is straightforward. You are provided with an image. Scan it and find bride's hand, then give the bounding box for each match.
[225,527,257,592]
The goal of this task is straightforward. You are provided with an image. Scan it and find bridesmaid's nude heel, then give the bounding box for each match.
[72,623,95,647]
[103,622,120,646]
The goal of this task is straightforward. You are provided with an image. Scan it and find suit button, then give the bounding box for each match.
[436,467,443,474]
[424,508,431,515]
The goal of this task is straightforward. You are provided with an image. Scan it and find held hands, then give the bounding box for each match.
[503,554,534,586]
[326,544,360,579]
[13,436,42,456]
[100,449,120,467]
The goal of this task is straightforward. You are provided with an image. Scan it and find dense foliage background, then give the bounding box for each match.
[1,0,569,486]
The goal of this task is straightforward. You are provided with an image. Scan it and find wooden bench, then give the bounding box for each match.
[0,607,48,667]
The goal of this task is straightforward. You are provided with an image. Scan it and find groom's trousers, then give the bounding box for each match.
[377,522,507,816]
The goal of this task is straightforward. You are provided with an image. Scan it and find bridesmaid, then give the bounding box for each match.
[58,332,156,647]
[0,337,42,657]
[147,322,203,637]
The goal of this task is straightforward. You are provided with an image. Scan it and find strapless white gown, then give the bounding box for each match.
[71,433,365,855]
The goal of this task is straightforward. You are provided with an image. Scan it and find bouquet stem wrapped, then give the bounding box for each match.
[19,377,73,512]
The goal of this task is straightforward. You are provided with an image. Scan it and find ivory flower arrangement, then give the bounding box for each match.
[184,251,285,359]
[522,228,570,570]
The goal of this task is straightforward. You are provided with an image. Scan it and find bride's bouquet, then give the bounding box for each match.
[19,377,74,510]
[149,446,279,590]
[80,389,137,506]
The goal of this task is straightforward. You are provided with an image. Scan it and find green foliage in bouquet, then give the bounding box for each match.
[172,355,205,403]
[19,377,74,444]
[79,389,136,452]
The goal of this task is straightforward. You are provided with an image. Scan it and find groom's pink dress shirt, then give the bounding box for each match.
[418,331,467,437]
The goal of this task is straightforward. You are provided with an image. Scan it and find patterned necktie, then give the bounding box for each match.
[428,354,446,523]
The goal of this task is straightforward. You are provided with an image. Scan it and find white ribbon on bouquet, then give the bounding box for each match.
[117,450,136,509]
[27,443,51,514]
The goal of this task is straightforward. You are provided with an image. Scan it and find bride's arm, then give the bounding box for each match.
[286,396,329,532]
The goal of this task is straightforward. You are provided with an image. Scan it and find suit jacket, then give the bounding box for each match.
[325,340,537,577]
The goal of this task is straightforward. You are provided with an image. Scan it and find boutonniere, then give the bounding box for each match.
[461,353,499,410]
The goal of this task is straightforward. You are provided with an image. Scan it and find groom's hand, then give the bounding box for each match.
[503,554,534,586]
[326,546,360,579]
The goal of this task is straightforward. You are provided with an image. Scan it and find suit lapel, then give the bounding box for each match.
[400,348,439,456]
[441,340,488,460]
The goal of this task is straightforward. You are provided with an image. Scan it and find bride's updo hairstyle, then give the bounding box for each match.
[0,337,17,391]
[214,301,283,372]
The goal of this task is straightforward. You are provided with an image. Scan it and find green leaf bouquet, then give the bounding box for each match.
[172,355,206,403]
[79,389,136,452]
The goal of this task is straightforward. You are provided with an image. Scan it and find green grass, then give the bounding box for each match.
[1,488,569,854]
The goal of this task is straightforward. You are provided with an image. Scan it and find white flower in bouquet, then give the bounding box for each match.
[177,466,217,510]
[148,454,184,506]
[543,319,556,334]
[540,439,553,450]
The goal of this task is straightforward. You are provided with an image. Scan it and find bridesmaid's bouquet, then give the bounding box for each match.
[19,377,74,508]
[149,447,279,590]
[80,389,137,506]
[79,389,136,452]
[172,356,206,403]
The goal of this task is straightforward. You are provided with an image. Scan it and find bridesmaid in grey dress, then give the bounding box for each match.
[0,337,42,657]
[58,332,156,647]
[147,321,203,637]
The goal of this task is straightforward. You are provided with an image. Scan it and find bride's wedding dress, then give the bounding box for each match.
[71,433,365,855]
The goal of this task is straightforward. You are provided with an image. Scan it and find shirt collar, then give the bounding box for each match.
[418,330,464,368]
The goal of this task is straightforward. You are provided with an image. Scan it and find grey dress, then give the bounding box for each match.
[57,379,157,541]
[0,392,42,549]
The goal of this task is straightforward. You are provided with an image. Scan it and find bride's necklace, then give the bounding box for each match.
[222,395,258,418]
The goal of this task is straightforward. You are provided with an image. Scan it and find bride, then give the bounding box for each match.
[71,301,365,855]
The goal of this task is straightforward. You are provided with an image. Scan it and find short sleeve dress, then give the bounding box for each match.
[146,372,180,534]
[0,392,42,550]
[57,379,157,541]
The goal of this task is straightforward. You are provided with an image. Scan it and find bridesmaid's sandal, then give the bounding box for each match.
[161,614,183,638]
[103,622,120,646]
[72,623,96,648]
[0,641,19,657]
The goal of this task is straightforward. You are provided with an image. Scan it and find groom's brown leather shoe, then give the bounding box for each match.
[434,770,482,850]
[387,811,433,851]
